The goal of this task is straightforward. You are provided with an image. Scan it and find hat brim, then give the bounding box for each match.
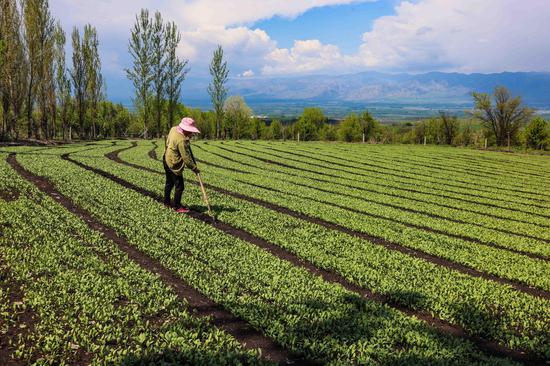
[180,125,200,133]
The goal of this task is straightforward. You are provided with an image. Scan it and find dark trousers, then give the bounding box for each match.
[163,155,184,208]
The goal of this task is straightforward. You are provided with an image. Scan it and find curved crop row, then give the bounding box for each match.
[12,148,518,365]
[239,142,550,207]
[207,143,550,221]
[188,143,550,260]
[110,141,550,359]
[318,143,550,187]
[0,152,261,365]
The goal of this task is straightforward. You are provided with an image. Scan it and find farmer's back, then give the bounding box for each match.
[164,126,195,175]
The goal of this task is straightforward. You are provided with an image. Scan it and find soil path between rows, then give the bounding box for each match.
[70,144,546,364]
[192,147,550,258]
[6,153,302,366]
[139,144,550,295]
[0,259,40,366]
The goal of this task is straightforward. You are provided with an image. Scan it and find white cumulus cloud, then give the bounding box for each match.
[356,0,550,72]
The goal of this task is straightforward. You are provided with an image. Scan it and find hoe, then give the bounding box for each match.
[195,171,215,221]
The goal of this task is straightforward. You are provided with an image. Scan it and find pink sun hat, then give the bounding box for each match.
[177,117,200,134]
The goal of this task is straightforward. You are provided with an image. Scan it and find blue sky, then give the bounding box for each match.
[254,1,396,53]
[50,0,550,101]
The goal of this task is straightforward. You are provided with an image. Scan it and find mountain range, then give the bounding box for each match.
[183,71,550,105]
[110,71,550,117]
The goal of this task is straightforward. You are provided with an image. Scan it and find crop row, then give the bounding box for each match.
[316,143,550,187]
[183,143,550,263]
[309,142,550,207]
[0,152,261,365]
[318,142,550,184]
[235,142,550,208]
[204,142,550,224]
[346,143,550,176]
[104,141,550,358]
[198,143,550,253]
[15,145,535,365]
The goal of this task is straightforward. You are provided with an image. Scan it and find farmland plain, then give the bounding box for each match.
[1,140,549,365]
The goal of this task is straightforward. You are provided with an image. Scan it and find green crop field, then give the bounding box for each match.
[1,140,549,365]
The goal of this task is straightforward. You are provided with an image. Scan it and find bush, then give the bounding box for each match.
[524,117,549,150]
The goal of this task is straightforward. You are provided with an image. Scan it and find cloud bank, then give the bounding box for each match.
[51,0,550,78]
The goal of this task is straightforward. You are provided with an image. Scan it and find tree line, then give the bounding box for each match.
[126,9,189,139]
[0,0,117,141]
[3,4,548,150]
[177,84,549,151]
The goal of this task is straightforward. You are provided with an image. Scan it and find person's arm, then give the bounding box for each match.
[178,140,198,172]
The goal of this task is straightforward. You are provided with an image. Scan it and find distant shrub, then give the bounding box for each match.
[524,117,549,150]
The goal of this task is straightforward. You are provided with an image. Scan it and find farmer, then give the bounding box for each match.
[163,117,200,213]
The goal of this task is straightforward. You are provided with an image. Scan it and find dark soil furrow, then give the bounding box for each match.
[7,153,299,366]
[0,259,39,366]
[62,150,546,365]
[120,149,550,297]
[144,144,549,261]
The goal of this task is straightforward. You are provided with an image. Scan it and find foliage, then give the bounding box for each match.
[126,9,153,139]
[472,86,533,146]
[294,107,326,141]
[337,113,362,142]
[164,21,188,131]
[524,117,549,150]
[439,111,459,145]
[223,95,252,139]
[208,45,229,139]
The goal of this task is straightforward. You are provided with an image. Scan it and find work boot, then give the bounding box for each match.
[174,207,190,213]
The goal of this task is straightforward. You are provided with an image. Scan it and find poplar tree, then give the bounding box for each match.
[83,24,102,139]
[164,21,188,130]
[151,11,166,137]
[126,9,153,139]
[208,45,228,139]
[54,21,71,140]
[1,0,27,139]
[71,27,86,139]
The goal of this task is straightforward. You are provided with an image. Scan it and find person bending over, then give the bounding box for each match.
[163,117,200,213]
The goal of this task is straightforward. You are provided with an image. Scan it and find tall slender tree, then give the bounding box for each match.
[164,21,188,130]
[151,11,166,137]
[126,9,153,139]
[70,27,86,139]
[83,24,102,139]
[23,0,40,138]
[24,0,54,139]
[54,21,71,140]
[208,45,228,139]
[0,0,27,139]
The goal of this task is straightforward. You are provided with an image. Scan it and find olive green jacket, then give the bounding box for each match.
[164,126,197,176]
